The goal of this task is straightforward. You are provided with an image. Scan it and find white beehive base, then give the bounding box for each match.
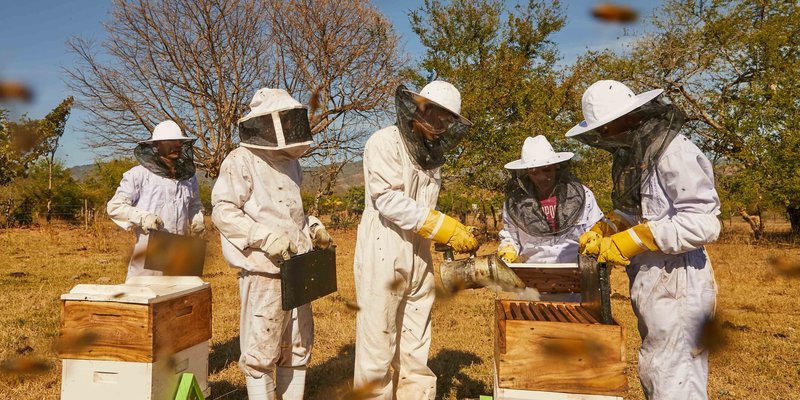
[61,340,210,400]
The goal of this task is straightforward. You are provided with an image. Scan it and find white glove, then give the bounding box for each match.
[190,213,205,238]
[262,236,298,260]
[140,213,164,233]
[310,223,333,250]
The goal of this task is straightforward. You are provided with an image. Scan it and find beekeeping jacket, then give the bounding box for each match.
[575,99,720,399]
[211,88,318,386]
[623,133,720,399]
[107,140,203,280]
[353,83,471,400]
[499,180,603,263]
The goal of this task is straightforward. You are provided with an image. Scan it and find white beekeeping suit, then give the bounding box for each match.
[497,135,603,264]
[212,88,331,400]
[353,81,477,400]
[106,120,204,280]
[568,80,720,399]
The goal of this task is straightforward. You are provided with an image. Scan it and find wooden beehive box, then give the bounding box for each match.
[494,299,627,397]
[494,257,625,398]
[58,276,212,362]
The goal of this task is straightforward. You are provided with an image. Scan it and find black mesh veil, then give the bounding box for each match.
[395,85,472,170]
[134,140,196,180]
[504,163,586,236]
[574,98,684,216]
[238,108,312,148]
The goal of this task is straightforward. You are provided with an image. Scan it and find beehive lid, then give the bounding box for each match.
[60,276,209,304]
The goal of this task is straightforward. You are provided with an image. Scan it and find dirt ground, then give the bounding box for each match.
[0,219,799,399]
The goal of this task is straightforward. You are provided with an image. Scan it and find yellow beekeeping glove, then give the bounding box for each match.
[590,210,634,237]
[496,244,518,263]
[418,209,479,253]
[580,211,634,255]
[579,230,602,257]
[597,223,660,266]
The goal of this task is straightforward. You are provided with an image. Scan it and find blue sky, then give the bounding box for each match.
[1,0,660,167]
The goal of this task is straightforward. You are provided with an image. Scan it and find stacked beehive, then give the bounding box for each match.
[494,261,627,400]
[58,276,212,400]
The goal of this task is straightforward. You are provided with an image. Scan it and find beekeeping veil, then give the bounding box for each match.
[504,135,586,236]
[237,88,313,159]
[134,120,196,180]
[395,81,472,170]
[566,80,683,216]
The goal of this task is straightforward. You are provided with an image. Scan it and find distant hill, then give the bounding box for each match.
[69,160,364,194]
[301,161,364,194]
[68,164,97,181]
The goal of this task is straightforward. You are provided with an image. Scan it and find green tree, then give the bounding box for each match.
[409,0,569,191]
[0,112,47,185]
[574,0,800,233]
[0,160,83,225]
[343,185,366,215]
[38,97,74,222]
[80,158,139,210]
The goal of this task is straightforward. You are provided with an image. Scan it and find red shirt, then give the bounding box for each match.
[539,196,557,232]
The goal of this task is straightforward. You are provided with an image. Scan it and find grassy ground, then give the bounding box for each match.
[0,219,799,399]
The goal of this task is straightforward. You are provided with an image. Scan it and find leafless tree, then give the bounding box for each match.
[266,0,404,213]
[66,0,273,177]
[67,0,404,187]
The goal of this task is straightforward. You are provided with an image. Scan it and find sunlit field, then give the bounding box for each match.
[1,219,799,399]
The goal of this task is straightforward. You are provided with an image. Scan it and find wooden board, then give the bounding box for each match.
[144,231,206,276]
[495,300,627,397]
[579,254,613,324]
[152,287,212,355]
[59,301,153,362]
[280,247,337,311]
[59,287,212,362]
[511,267,581,293]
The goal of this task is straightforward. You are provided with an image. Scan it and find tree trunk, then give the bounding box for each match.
[46,159,53,223]
[787,204,800,235]
[738,206,764,240]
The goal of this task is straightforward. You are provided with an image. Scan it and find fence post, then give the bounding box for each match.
[84,199,88,230]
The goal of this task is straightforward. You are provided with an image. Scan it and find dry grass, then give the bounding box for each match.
[0,219,799,399]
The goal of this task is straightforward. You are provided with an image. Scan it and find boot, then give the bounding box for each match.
[246,374,276,400]
[276,366,306,400]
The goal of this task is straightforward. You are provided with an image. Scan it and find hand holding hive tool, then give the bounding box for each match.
[436,242,526,294]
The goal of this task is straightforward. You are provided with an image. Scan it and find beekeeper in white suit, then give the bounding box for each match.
[567,80,720,399]
[212,88,332,400]
[498,135,602,264]
[107,120,205,280]
[353,81,478,399]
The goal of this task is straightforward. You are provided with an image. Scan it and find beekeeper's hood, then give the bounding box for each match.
[566,80,685,216]
[504,135,585,236]
[134,120,196,180]
[396,81,472,170]
[237,88,313,159]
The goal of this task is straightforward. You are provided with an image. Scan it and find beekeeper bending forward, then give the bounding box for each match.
[107,120,204,280]
[212,88,332,400]
[497,135,602,264]
[567,80,720,399]
[353,81,479,399]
